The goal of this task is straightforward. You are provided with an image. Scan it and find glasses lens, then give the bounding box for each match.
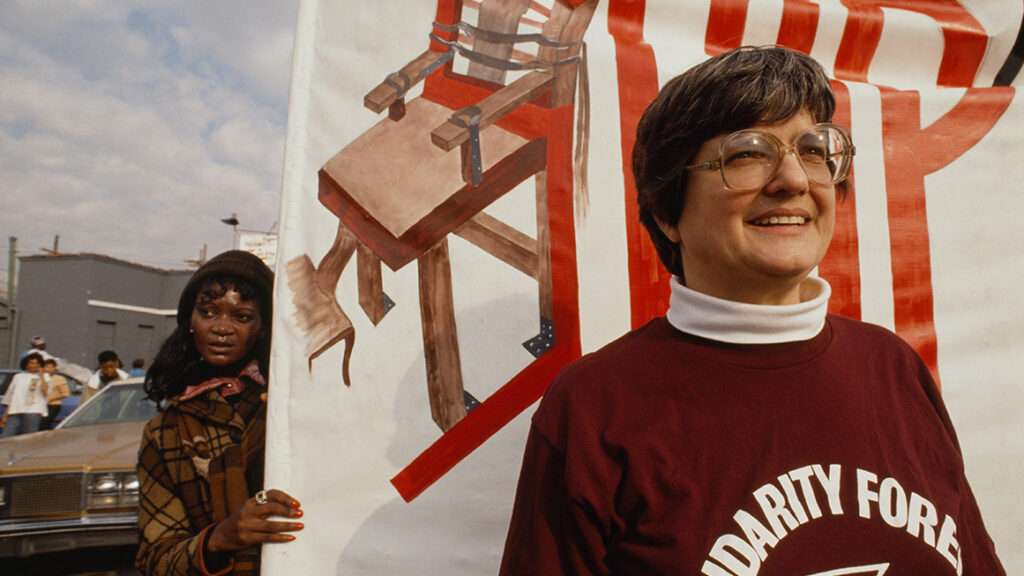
[720,132,779,190]
[718,125,852,190]
[796,125,851,184]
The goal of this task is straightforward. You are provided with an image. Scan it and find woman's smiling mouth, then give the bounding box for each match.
[751,215,808,226]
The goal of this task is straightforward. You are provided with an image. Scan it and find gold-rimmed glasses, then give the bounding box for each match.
[685,123,855,191]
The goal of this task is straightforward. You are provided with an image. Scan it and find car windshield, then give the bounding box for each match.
[0,371,16,396]
[60,383,157,428]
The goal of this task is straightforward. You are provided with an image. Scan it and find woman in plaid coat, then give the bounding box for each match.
[136,251,304,575]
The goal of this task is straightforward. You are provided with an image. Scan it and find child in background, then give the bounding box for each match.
[42,358,70,429]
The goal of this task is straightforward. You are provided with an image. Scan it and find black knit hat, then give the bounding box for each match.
[177,250,274,326]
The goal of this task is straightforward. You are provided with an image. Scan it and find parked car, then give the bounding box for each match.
[0,368,86,433]
[0,378,156,558]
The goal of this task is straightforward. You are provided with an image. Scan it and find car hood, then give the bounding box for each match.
[0,421,145,474]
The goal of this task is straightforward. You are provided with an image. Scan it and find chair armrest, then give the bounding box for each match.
[364,50,452,114]
[430,70,554,151]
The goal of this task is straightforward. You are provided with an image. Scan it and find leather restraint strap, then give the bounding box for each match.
[433,20,580,50]
[383,50,455,100]
[448,105,484,186]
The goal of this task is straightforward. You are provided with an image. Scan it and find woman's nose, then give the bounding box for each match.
[211,319,234,334]
[764,151,809,196]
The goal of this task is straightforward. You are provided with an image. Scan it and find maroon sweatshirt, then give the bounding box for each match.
[500,315,1004,575]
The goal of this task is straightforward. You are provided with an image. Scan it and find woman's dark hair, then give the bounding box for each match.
[145,251,274,403]
[20,352,43,371]
[633,46,841,278]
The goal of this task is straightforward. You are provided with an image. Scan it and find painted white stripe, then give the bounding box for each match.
[963,0,1024,86]
[870,8,944,89]
[846,82,895,331]
[809,0,849,80]
[919,87,966,131]
[742,0,787,47]
[646,0,712,85]
[87,299,177,317]
[576,2,632,354]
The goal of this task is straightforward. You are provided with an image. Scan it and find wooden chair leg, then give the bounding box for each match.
[523,170,556,358]
[357,243,392,325]
[417,239,467,432]
[535,170,553,321]
[285,223,358,384]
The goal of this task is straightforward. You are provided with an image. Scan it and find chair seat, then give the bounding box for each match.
[319,97,536,270]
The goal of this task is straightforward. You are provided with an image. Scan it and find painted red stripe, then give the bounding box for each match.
[392,347,574,501]
[431,0,463,50]
[609,0,670,328]
[835,1,987,87]
[392,105,582,501]
[917,87,1014,174]
[835,3,883,83]
[818,81,862,320]
[777,0,820,55]
[424,72,551,140]
[706,0,749,56]
[878,88,939,382]
[877,86,1013,385]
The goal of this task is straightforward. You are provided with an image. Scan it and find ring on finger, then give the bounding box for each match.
[254,489,269,505]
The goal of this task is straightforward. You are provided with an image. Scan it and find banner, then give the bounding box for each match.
[268,1,1024,573]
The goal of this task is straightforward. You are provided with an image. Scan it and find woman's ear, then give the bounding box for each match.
[654,216,682,244]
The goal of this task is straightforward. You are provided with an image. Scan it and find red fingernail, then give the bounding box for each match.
[291,501,301,509]
[292,510,303,518]
[287,535,296,541]
[294,523,304,529]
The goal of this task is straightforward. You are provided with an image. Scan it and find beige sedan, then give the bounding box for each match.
[0,378,155,558]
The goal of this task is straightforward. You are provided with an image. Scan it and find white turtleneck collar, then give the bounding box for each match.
[665,276,831,344]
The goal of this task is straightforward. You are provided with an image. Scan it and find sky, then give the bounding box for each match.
[0,0,299,279]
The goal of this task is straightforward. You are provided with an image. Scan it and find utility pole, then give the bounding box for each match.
[184,243,208,268]
[6,238,13,310]
[40,235,61,255]
[7,236,18,368]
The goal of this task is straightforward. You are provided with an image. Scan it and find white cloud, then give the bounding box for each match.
[0,2,297,270]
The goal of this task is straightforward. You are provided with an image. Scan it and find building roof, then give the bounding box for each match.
[19,252,195,275]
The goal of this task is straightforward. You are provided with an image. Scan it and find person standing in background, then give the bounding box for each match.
[84,350,128,401]
[19,335,53,362]
[41,358,70,429]
[1,353,49,436]
[129,358,146,378]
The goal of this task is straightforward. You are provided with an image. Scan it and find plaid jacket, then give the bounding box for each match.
[136,379,265,576]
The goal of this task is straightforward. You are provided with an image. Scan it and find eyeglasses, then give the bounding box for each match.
[685,123,855,191]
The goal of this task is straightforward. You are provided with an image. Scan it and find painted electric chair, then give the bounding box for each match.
[287,0,597,432]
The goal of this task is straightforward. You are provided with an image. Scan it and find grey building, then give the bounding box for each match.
[11,254,194,370]
[0,299,11,365]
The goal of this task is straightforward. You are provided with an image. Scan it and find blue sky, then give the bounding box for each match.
[0,1,298,276]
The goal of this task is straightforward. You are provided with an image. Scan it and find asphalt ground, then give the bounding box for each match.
[4,545,139,576]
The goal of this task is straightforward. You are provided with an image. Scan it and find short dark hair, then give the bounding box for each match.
[43,358,58,367]
[633,46,839,278]
[132,358,145,369]
[98,350,119,365]
[20,353,43,370]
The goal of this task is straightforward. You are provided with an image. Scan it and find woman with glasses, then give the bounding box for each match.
[500,46,1003,575]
